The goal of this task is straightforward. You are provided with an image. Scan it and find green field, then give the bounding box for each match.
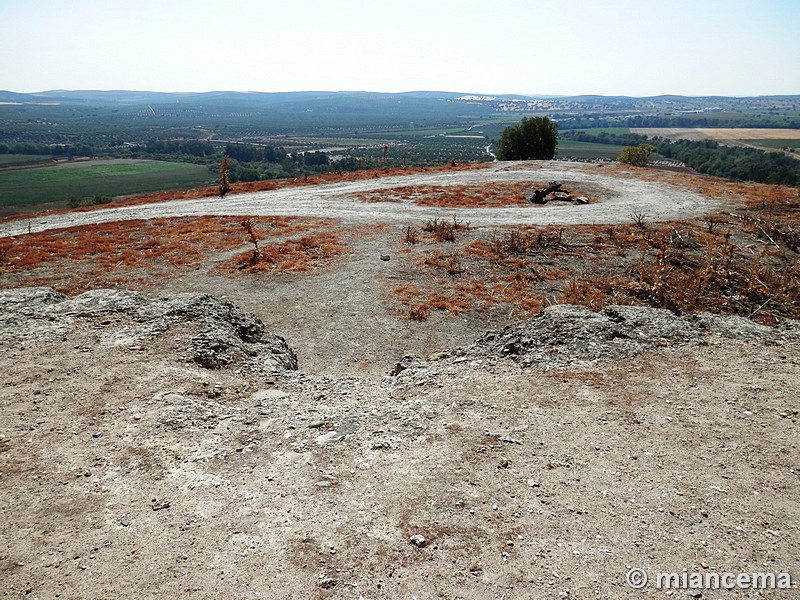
[556,140,622,158]
[0,154,53,167]
[0,160,213,209]
[365,127,479,139]
[564,127,631,135]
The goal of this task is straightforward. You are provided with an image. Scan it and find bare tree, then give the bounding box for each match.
[219,155,231,198]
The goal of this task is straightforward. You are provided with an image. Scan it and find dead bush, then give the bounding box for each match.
[423,251,464,276]
[239,218,260,265]
[560,278,614,311]
[404,226,419,245]
[631,211,648,229]
[422,216,469,243]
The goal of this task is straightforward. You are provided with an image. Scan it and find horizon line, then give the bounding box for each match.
[2,89,799,99]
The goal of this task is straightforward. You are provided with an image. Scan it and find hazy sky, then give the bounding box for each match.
[1,0,798,96]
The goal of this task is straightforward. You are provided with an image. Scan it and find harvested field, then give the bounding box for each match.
[632,127,800,141]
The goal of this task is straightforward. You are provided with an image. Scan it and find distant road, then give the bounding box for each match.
[0,161,720,238]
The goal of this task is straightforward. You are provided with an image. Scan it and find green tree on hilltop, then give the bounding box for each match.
[497,117,558,161]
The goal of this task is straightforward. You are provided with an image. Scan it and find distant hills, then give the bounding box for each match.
[2,89,798,108]
[2,90,797,127]
[1,89,798,149]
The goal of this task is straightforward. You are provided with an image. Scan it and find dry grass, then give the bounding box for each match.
[394,271,553,322]
[560,217,800,324]
[354,182,528,207]
[355,181,597,208]
[227,231,348,273]
[393,171,800,324]
[465,227,571,259]
[631,127,800,141]
[0,216,327,293]
[421,216,470,243]
[422,251,464,277]
[394,284,471,321]
[394,230,569,321]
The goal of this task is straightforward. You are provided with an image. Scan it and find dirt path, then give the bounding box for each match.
[0,162,720,238]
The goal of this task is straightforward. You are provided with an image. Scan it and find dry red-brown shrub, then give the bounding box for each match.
[394,284,471,321]
[227,231,348,273]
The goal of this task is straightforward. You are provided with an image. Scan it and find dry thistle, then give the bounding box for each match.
[239,218,260,265]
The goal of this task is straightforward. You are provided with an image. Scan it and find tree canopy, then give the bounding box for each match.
[496,117,558,161]
[561,129,800,185]
[619,144,656,167]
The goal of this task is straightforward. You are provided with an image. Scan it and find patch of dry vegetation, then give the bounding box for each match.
[226,231,349,274]
[392,177,799,324]
[393,226,574,321]
[354,182,529,207]
[0,216,327,293]
[355,181,596,208]
[394,284,472,321]
[567,218,800,323]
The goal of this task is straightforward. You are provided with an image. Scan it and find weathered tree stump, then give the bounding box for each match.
[528,181,563,204]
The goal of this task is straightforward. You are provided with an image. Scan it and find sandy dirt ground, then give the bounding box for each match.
[0,162,719,238]
[1,162,798,599]
[1,291,798,600]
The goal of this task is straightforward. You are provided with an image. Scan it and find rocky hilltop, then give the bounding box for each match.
[1,288,798,599]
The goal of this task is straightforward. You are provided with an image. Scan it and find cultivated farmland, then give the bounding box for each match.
[0,158,212,213]
[632,127,800,142]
